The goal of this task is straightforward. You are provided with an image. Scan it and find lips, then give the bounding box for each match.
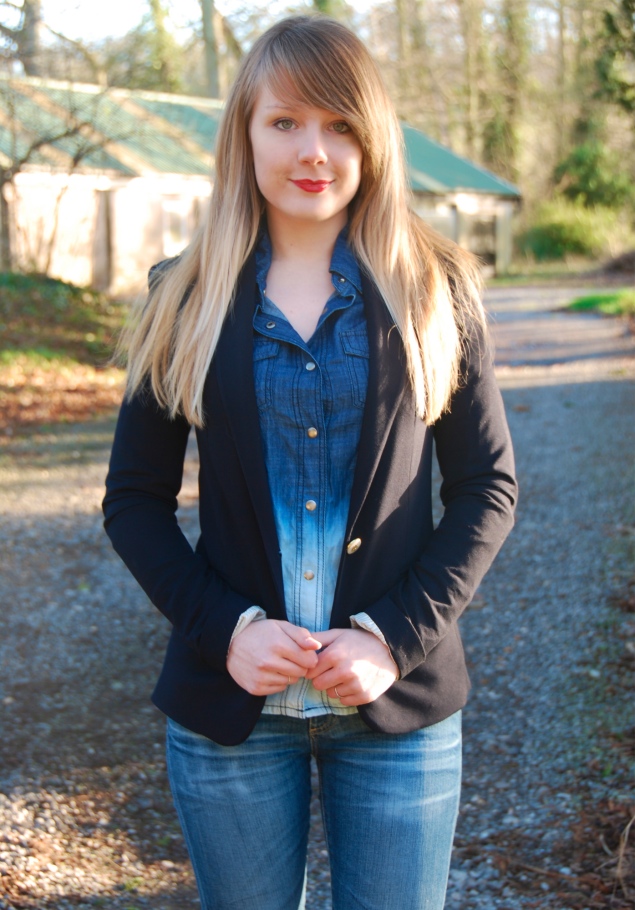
[291,179,333,193]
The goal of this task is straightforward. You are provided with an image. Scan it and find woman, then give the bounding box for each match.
[103,15,517,910]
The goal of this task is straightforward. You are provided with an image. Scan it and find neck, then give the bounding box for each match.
[266,210,347,264]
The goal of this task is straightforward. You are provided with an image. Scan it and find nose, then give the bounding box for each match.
[298,125,327,165]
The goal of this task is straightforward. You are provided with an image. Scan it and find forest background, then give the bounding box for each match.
[0,0,634,267]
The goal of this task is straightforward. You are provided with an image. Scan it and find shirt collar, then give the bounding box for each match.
[255,226,363,298]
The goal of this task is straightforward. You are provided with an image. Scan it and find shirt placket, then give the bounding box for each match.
[296,338,326,638]
[253,256,363,716]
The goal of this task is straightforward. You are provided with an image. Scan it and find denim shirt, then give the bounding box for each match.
[251,230,369,717]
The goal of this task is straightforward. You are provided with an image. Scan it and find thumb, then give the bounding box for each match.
[282,624,322,651]
[312,627,344,648]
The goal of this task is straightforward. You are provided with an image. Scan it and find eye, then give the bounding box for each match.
[331,121,351,134]
[274,118,295,131]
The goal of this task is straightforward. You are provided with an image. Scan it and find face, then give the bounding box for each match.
[249,85,363,233]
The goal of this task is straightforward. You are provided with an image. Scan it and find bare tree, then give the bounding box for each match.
[0,81,127,269]
[456,0,489,159]
[200,0,220,98]
[148,0,182,93]
[0,0,43,75]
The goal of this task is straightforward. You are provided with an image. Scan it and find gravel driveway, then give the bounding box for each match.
[0,284,633,909]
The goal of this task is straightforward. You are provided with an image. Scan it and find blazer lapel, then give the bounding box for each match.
[213,253,286,615]
[345,273,409,537]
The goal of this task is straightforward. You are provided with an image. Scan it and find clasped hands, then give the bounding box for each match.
[226,619,398,706]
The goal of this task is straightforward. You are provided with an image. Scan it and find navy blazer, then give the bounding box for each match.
[103,253,517,745]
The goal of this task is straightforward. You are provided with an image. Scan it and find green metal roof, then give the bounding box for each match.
[402,124,520,197]
[40,86,210,175]
[0,84,134,173]
[134,96,221,155]
[0,77,520,198]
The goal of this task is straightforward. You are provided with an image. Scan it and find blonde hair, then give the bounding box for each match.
[122,15,486,426]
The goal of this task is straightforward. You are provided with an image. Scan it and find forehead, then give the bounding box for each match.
[251,84,341,118]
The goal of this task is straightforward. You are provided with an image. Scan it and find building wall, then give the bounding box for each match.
[412,192,518,274]
[11,172,102,286]
[10,170,211,296]
[8,171,516,289]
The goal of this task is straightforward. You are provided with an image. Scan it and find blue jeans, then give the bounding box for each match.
[166,710,461,910]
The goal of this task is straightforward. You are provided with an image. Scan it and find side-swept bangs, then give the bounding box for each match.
[236,17,394,183]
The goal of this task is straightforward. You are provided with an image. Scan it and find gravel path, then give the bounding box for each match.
[0,285,633,909]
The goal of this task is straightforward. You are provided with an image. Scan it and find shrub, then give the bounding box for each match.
[554,141,634,209]
[515,200,633,261]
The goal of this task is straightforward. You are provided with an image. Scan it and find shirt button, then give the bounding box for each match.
[346,538,362,555]
[305,362,316,371]
[307,427,318,438]
[303,570,315,580]
[338,276,346,283]
[266,321,276,329]
[305,500,317,512]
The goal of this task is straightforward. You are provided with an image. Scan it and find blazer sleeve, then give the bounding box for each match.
[102,386,255,672]
[362,334,518,678]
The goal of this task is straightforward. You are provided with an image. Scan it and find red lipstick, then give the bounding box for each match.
[291,179,332,193]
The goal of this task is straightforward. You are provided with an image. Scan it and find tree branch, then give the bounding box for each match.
[2,120,92,180]
[0,22,18,41]
[42,24,108,85]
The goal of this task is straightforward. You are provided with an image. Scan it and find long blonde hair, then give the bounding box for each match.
[122,15,486,426]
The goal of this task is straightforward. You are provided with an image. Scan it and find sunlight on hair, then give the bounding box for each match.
[120,15,487,426]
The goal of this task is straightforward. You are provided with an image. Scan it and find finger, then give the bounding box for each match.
[311,669,346,691]
[311,628,344,648]
[306,647,341,679]
[275,657,313,678]
[304,649,338,680]
[253,669,302,693]
[338,693,366,706]
[252,681,297,696]
[281,624,322,651]
[274,646,318,673]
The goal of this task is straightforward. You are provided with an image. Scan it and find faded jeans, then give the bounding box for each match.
[166,710,462,910]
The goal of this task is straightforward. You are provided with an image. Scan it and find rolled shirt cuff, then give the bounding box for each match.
[350,611,401,679]
[229,606,267,646]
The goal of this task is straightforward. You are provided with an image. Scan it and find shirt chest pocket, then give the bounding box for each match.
[253,338,280,413]
[340,331,370,410]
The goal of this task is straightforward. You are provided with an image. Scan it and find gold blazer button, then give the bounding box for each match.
[346,538,362,555]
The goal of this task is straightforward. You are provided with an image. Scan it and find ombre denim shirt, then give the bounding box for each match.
[232,230,391,718]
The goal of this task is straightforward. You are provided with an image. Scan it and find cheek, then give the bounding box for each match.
[347,153,363,194]
[251,144,284,190]
[250,154,273,197]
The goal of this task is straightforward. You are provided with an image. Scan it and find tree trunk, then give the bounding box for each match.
[148,0,180,92]
[0,180,13,271]
[200,0,220,99]
[556,0,567,159]
[498,0,528,181]
[20,0,43,77]
[395,0,409,96]
[457,0,486,159]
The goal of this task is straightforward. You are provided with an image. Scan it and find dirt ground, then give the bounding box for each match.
[0,282,633,909]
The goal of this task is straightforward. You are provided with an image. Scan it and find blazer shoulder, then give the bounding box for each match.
[148,255,181,291]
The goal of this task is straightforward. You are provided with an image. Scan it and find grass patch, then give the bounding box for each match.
[486,255,612,286]
[567,289,635,316]
[0,272,127,435]
[0,271,127,366]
